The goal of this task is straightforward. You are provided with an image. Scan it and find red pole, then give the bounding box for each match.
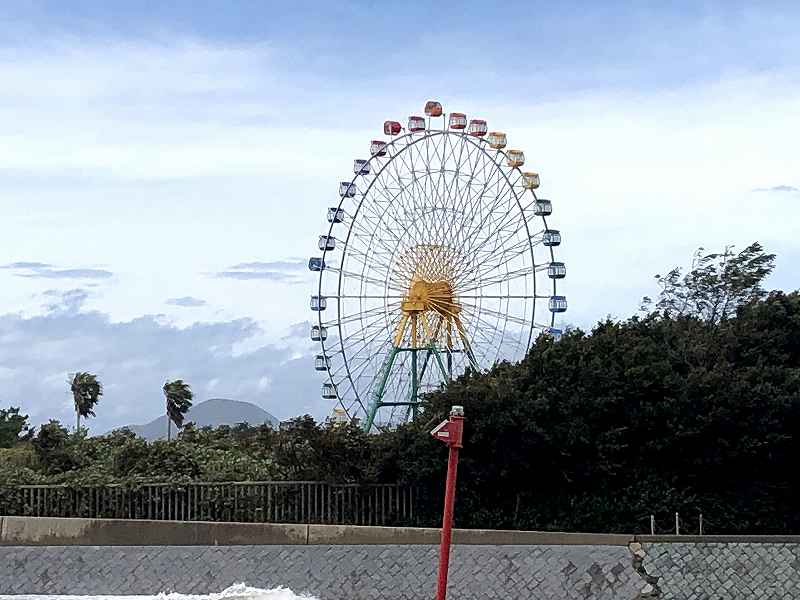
[436,443,460,600]
[432,406,464,600]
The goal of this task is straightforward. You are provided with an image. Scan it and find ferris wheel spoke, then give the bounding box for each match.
[453,264,546,293]
[459,297,518,324]
[458,166,524,253]
[437,145,483,249]
[458,294,545,299]
[455,148,514,247]
[453,236,537,285]
[456,304,517,353]
[345,204,410,267]
[458,301,537,329]
[446,143,498,249]
[380,140,429,246]
[440,138,489,249]
[333,315,400,395]
[457,206,533,276]
[338,332,396,383]
[342,246,397,276]
[329,302,398,328]
[450,312,505,364]
[329,267,404,292]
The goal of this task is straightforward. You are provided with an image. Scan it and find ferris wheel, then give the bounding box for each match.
[309,100,567,431]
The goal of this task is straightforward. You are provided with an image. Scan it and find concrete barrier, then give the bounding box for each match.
[0,515,632,546]
[0,516,307,546]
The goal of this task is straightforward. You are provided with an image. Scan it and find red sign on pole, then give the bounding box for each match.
[432,405,465,600]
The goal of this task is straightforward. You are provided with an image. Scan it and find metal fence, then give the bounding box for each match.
[0,482,419,526]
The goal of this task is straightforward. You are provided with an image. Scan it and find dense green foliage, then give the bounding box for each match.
[0,417,391,486]
[405,290,800,533]
[2,244,798,533]
[0,407,30,448]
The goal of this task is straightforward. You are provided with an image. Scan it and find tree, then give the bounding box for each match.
[641,242,776,324]
[0,407,30,448]
[70,372,103,431]
[30,420,79,474]
[163,379,193,441]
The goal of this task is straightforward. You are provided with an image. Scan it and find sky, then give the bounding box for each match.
[1,1,798,432]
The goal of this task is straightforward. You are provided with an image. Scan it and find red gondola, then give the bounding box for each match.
[383,120,402,136]
[424,100,443,117]
[449,113,467,130]
[468,119,487,137]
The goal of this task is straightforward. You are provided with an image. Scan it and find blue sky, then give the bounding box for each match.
[0,1,798,431]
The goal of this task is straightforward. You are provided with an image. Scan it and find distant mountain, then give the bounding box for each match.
[122,398,279,441]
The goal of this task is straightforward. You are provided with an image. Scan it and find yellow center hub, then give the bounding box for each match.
[391,245,472,354]
[401,279,460,316]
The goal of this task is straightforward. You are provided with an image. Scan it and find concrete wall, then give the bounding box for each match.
[2,517,800,598]
[0,515,628,546]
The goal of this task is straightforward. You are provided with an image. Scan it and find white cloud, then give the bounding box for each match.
[0,306,322,432]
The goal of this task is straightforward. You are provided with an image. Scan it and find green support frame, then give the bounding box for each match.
[363,343,452,432]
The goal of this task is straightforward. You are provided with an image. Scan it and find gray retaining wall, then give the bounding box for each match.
[2,517,800,598]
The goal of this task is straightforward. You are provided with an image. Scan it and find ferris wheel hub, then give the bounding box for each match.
[401,279,458,316]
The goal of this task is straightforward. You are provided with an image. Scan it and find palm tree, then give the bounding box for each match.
[163,379,193,441]
[70,372,103,432]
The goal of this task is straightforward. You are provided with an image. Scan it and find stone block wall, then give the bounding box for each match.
[0,544,639,598]
[641,541,800,599]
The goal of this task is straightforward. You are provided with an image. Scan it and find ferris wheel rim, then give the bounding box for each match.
[313,112,564,426]
[318,129,541,417]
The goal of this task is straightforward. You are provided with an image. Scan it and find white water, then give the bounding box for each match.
[0,583,318,600]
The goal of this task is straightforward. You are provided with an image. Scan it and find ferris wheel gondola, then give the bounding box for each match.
[308,99,567,431]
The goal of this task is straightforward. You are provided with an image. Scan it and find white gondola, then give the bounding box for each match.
[308,257,326,272]
[549,295,568,313]
[314,354,330,371]
[370,140,387,156]
[543,327,563,340]
[354,159,370,175]
[310,295,327,311]
[311,325,327,341]
[449,113,467,129]
[327,207,345,223]
[542,229,561,247]
[339,181,357,198]
[319,235,335,251]
[321,382,337,399]
[534,199,552,216]
[547,262,566,279]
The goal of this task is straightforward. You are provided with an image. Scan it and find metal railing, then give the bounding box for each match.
[0,481,419,526]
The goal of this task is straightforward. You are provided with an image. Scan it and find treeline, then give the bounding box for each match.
[0,416,396,486]
[2,243,799,533]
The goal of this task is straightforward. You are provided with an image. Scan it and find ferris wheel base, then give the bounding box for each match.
[362,343,475,432]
